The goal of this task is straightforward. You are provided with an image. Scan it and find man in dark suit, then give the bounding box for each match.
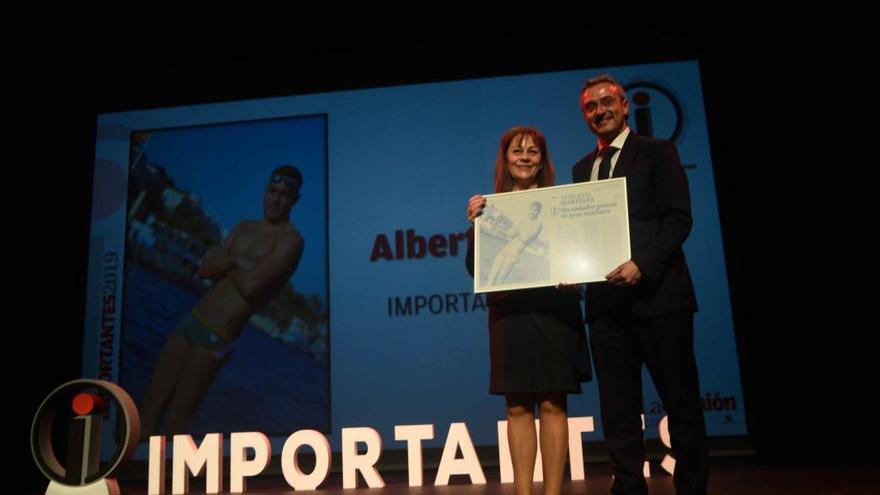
[572,74,709,495]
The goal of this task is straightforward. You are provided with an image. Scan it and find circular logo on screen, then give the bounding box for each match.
[623,81,686,143]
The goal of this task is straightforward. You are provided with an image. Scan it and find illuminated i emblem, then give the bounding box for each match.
[624,82,685,143]
[31,380,140,495]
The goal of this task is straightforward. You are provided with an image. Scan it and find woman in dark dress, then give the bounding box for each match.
[466,127,591,495]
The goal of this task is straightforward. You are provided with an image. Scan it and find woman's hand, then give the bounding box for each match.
[466,194,487,223]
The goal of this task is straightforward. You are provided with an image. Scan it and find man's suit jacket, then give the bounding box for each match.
[571,132,698,320]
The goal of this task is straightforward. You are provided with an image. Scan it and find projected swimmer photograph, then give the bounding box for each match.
[120,114,329,438]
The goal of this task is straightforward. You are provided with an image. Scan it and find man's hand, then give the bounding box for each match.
[232,255,257,272]
[606,260,642,286]
[198,247,237,279]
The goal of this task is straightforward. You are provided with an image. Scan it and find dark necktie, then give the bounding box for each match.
[597,146,617,180]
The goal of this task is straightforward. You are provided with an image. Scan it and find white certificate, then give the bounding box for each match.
[474,178,630,293]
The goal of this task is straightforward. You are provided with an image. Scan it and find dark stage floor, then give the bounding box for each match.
[44,457,873,495]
